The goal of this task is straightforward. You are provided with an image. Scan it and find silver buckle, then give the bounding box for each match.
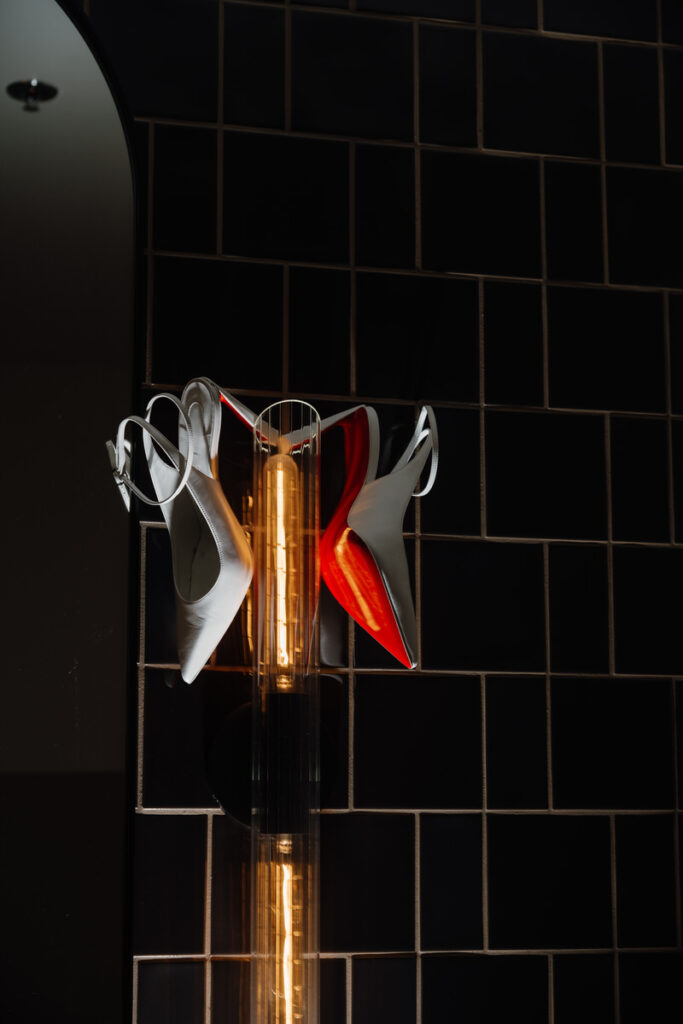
[106,439,132,512]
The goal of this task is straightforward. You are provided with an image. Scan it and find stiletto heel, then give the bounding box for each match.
[107,385,254,683]
[320,405,438,668]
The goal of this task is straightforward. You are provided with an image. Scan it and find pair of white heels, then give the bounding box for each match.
[108,378,438,681]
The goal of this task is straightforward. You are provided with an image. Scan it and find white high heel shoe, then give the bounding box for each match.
[107,385,254,683]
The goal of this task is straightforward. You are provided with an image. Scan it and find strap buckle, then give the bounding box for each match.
[106,438,132,512]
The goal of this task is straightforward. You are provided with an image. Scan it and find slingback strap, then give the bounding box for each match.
[106,393,195,509]
[391,405,439,497]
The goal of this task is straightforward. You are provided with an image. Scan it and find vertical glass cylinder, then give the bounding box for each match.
[251,401,320,1024]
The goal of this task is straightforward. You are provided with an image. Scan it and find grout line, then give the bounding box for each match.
[349,140,358,396]
[216,2,225,255]
[597,41,610,284]
[414,812,421,953]
[319,807,681,816]
[416,952,422,1024]
[136,525,147,809]
[614,950,621,1024]
[604,415,616,675]
[282,264,290,393]
[475,0,484,150]
[548,954,555,1024]
[536,0,543,31]
[481,673,490,951]
[131,958,139,1024]
[204,814,214,1024]
[348,630,355,810]
[658,0,667,166]
[346,956,353,1024]
[145,125,155,384]
[673,679,682,946]
[611,812,621,1024]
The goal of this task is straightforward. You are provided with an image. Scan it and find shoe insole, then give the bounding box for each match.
[171,488,220,602]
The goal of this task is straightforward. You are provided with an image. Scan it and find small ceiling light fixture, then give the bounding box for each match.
[6,78,58,112]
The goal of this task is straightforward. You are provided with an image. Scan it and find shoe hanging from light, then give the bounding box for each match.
[106,383,254,683]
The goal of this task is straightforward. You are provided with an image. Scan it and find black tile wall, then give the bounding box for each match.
[484,34,599,158]
[485,410,607,539]
[352,958,416,1024]
[553,955,615,1024]
[422,955,548,1024]
[485,677,547,808]
[544,161,603,282]
[355,146,415,269]
[137,962,205,1024]
[615,815,677,947]
[87,1,683,1021]
[421,151,541,276]
[548,544,609,673]
[543,0,657,41]
[551,678,675,809]
[292,13,413,140]
[603,45,660,165]
[488,814,612,948]
[354,675,481,808]
[547,287,665,412]
[419,26,476,147]
[483,281,544,406]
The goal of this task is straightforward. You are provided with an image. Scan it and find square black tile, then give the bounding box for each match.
[211,813,251,953]
[553,955,615,1024]
[543,0,657,40]
[619,953,683,1024]
[614,547,683,674]
[421,540,546,672]
[292,12,412,140]
[223,132,348,262]
[604,44,660,165]
[484,33,599,157]
[356,273,478,402]
[547,287,665,413]
[669,294,683,414]
[664,51,683,165]
[152,256,283,389]
[358,0,474,18]
[548,544,609,673]
[353,957,415,1024]
[485,410,607,540]
[320,675,348,809]
[545,161,603,282]
[488,814,612,948]
[483,0,536,27]
[211,961,249,1024]
[289,268,350,395]
[422,955,548,1024]
[137,962,204,1024]
[610,416,670,542]
[153,125,217,254]
[420,407,480,536]
[321,960,346,1024]
[419,25,476,146]
[356,145,415,269]
[616,815,676,947]
[421,815,482,949]
[551,677,675,809]
[484,282,543,406]
[421,151,541,277]
[223,3,284,129]
[354,675,481,808]
[321,813,414,951]
[89,0,218,120]
[662,0,683,43]
[143,669,219,808]
[133,814,206,954]
[144,526,177,664]
[607,167,683,287]
[486,677,547,808]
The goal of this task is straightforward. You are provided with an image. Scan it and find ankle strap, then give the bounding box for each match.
[107,393,195,508]
[392,405,439,497]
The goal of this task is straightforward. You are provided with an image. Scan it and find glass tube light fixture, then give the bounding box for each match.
[252,401,321,1024]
